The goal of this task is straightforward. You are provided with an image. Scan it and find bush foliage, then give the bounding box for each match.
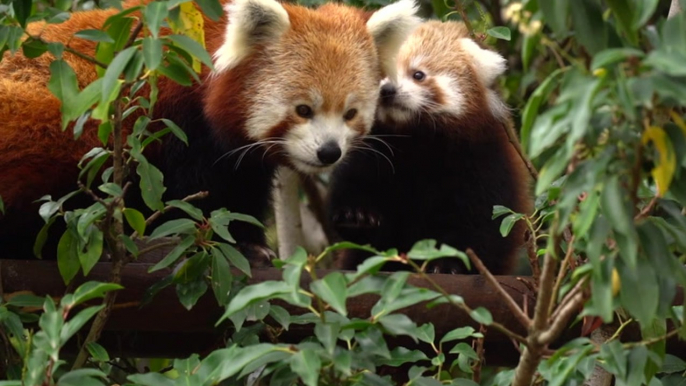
[1,0,686,385]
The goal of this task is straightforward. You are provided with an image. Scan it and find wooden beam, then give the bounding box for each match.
[1,259,684,364]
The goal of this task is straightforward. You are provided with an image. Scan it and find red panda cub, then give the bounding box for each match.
[0,0,421,260]
[327,20,533,274]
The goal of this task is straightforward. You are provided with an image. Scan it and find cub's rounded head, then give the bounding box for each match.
[376,20,508,126]
[205,0,421,174]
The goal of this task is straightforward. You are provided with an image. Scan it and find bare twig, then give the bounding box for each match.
[408,260,529,346]
[503,121,539,180]
[124,21,144,50]
[634,196,659,221]
[538,291,586,344]
[454,0,475,37]
[466,248,531,328]
[549,236,575,316]
[472,325,487,383]
[133,191,209,238]
[525,230,541,289]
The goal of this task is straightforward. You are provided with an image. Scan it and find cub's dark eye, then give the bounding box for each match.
[296,105,314,118]
[343,108,358,121]
[412,71,426,81]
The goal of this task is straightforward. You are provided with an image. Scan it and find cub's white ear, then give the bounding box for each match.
[459,38,506,86]
[366,0,421,80]
[213,0,290,73]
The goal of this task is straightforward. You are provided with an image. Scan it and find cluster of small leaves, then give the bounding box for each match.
[124,241,493,386]
[0,281,122,385]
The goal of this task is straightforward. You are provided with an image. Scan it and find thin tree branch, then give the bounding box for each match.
[454,0,475,37]
[503,121,539,180]
[538,291,586,344]
[549,236,575,317]
[466,248,531,328]
[132,191,209,238]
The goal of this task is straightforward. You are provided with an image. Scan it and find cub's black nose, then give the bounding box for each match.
[380,83,397,104]
[317,141,342,165]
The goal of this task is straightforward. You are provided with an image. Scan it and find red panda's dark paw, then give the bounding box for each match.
[236,242,277,269]
[332,208,382,229]
[425,259,467,275]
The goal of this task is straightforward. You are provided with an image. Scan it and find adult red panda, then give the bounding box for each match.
[327,20,533,274]
[0,0,421,259]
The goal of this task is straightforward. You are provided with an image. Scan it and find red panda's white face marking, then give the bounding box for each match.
[376,21,507,126]
[206,0,421,174]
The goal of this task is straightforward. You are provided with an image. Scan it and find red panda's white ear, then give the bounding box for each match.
[367,0,421,81]
[213,0,290,73]
[459,38,506,87]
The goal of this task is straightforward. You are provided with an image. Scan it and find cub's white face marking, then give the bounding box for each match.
[377,65,465,124]
[366,0,422,81]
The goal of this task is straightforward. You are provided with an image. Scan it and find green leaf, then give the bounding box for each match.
[34,217,57,259]
[57,369,107,386]
[218,281,291,325]
[144,1,169,38]
[310,272,348,316]
[449,342,479,359]
[486,26,510,41]
[127,373,174,386]
[378,314,421,342]
[160,118,189,145]
[60,305,105,345]
[591,48,645,71]
[520,68,566,151]
[314,322,339,355]
[0,195,4,214]
[48,60,79,108]
[469,307,493,325]
[606,0,638,45]
[72,281,124,306]
[101,46,137,105]
[166,199,203,221]
[540,0,569,37]
[123,208,147,236]
[143,38,163,71]
[632,0,659,28]
[290,349,321,386]
[195,0,223,20]
[492,205,513,219]
[12,0,32,27]
[176,280,208,310]
[661,354,686,374]
[75,29,114,43]
[7,294,45,308]
[269,305,291,330]
[22,37,48,59]
[134,155,166,211]
[440,326,478,344]
[218,243,251,277]
[149,235,195,272]
[158,61,193,86]
[619,259,659,328]
[57,231,81,285]
[149,218,196,240]
[78,228,103,276]
[167,34,214,70]
[86,342,110,362]
[211,248,232,306]
[570,0,606,54]
[499,213,523,237]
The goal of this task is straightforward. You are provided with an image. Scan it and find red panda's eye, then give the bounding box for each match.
[343,109,357,121]
[413,71,426,81]
[296,105,314,118]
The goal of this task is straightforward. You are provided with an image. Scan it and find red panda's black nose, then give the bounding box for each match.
[380,83,397,105]
[317,141,342,165]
